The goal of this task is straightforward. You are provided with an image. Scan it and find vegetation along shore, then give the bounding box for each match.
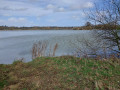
[0,24,120,30]
[0,56,120,89]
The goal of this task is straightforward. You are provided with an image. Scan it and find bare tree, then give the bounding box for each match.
[70,32,110,58]
[87,0,120,53]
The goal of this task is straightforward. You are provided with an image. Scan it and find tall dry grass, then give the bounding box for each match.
[32,41,58,59]
[32,41,47,59]
[53,43,58,56]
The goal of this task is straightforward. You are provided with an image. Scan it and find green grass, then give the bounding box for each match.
[0,56,120,90]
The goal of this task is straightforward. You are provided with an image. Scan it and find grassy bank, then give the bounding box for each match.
[0,56,120,90]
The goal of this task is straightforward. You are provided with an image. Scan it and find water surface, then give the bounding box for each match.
[0,30,93,64]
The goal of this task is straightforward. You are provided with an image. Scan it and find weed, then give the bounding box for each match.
[0,56,120,89]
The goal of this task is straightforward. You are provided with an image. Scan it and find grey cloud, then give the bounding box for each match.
[0,0,95,17]
[0,7,28,11]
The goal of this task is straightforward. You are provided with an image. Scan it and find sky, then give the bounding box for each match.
[0,0,98,27]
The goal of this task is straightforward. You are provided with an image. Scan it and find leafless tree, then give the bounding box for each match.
[87,0,120,53]
[71,33,110,58]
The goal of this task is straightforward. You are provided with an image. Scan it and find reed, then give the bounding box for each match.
[32,41,58,59]
[53,43,58,56]
[32,41,47,59]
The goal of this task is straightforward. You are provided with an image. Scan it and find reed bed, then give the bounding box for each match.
[32,41,58,59]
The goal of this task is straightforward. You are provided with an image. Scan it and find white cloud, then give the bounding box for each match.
[70,2,94,10]
[84,2,94,8]
[1,13,10,17]
[0,17,34,26]
[52,0,94,10]
[8,17,26,22]
[47,19,56,23]
[0,0,95,17]
[19,18,26,21]
[8,17,17,22]
[0,0,28,11]
[72,15,80,20]
[0,0,96,26]
[46,4,55,9]
[46,4,65,12]
[72,14,84,21]
[0,0,53,17]
[0,19,4,22]
[57,7,65,12]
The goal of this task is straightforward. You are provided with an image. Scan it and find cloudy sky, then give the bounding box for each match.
[0,0,98,27]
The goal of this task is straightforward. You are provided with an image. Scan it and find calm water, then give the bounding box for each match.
[0,30,94,64]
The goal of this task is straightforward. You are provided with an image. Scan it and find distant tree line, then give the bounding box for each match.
[0,23,120,30]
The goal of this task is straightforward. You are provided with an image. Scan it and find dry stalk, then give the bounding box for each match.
[32,41,58,59]
[53,43,58,56]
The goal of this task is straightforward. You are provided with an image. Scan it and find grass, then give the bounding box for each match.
[0,56,120,90]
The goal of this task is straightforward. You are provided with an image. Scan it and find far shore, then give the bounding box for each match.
[0,26,94,30]
[0,25,120,30]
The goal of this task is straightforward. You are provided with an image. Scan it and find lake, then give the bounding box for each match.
[0,30,102,64]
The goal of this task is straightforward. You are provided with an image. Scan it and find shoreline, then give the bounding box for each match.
[0,56,120,89]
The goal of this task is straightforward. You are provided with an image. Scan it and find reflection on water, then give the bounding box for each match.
[0,30,96,64]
